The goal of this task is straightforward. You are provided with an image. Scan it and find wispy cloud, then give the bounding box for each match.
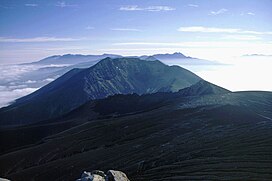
[178,26,239,33]
[25,4,38,7]
[188,4,199,8]
[113,41,272,50]
[110,28,142,32]
[0,37,83,43]
[86,26,95,30]
[119,5,175,12]
[221,35,261,40]
[55,1,77,8]
[241,12,255,16]
[247,12,255,15]
[119,5,142,11]
[146,6,175,11]
[178,26,272,35]
[210,8,228,15]
[243,54,272,57]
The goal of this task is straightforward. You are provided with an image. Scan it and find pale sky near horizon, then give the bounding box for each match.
[0,0,272,64]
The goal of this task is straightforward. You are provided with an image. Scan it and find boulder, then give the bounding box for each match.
[107,170,130,181]
[76,170,129,181]
[0,178,10,181]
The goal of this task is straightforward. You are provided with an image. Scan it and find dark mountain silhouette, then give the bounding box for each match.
[0,79,230,154]
[0,89,271,181]
[0,57,201,126]
[1,55,271,181]
[177,79,230,96]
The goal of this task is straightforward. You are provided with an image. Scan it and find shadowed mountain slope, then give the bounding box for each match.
[177,79,230,96]
[0,58,201,126]
[0,80,229,154]
[0,91,271,181]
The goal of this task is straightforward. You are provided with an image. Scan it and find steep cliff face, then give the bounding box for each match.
[0,57,201,126]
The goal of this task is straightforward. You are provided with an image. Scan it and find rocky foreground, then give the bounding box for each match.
[76,170,130,181]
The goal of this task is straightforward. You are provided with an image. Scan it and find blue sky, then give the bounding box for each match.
[0,0,272,64]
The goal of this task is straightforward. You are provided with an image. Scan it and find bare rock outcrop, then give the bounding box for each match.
[0,178,10,181]
[76,170,130,181]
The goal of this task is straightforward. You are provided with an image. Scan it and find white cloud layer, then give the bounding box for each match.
[0,37,83,43]
[0,86,38,108]
[119,5,175,12]
[178,26,272,35]
[0,64,38,82]
[112,41,272,63]
[189,57,272,91]
[113,41,272,48]
[0,64,59,108]
[221,35,261,40]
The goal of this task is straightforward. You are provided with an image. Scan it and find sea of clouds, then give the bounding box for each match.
[0,64,64,107]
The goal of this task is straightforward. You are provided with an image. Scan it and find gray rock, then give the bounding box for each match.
[76,170,129,181]
[92,170,107,178]
[107,170,130,181]
[76,171,94,181]
[0,178,10,181]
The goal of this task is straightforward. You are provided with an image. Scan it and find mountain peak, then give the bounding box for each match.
[153,52,189,59]
[0,57,201,125]
[96,57,163,65]
[173,52,184,55]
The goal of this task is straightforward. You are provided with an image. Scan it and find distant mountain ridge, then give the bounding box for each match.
[139,52,219,65]
[153,52,191,59]
[0,57,202,126]
[29,53,122,65]
[26,52,219,66]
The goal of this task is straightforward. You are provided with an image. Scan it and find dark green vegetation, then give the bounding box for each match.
[0,58,200,126]
[0,88,272,180]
